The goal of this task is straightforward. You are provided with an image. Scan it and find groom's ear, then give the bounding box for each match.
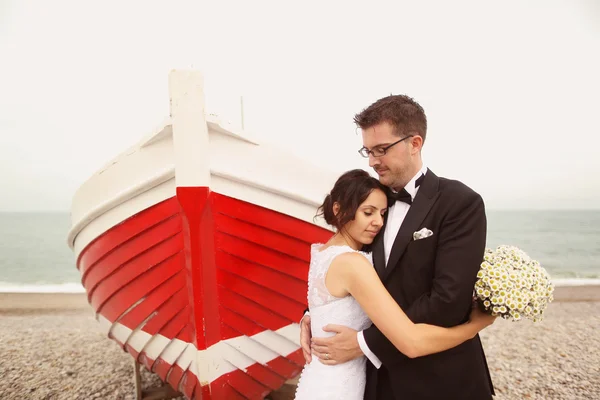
[409,134,424,154]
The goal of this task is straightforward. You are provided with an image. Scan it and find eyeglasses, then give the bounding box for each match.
[358,135,413,158]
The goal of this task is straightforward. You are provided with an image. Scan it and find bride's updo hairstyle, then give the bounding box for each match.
[316,169,389,230]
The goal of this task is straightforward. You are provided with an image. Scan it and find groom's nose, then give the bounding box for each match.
[368,154,380,168]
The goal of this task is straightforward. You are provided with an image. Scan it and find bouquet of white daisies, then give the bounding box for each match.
[474,245,555,322]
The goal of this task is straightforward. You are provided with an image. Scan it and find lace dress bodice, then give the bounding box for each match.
[294,244,373,400]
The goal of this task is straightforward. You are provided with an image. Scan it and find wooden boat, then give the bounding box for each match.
[66,70,337,399]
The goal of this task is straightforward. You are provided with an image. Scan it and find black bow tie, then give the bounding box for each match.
[389,174,425,205]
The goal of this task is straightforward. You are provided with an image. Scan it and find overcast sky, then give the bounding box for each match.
[1,0,599,211]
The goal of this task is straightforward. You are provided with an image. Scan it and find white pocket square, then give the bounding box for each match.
[413,228,433,241]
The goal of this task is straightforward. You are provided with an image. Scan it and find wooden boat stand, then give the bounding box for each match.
[133,360,182,400]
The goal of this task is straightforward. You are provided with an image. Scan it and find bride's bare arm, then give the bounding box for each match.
[326,252,494,358]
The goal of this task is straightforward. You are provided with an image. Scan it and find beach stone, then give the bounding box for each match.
[0,300,598,399]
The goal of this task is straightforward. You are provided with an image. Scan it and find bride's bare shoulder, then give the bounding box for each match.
[330,251,373,272]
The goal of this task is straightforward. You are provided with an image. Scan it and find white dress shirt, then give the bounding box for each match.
[356,164,428,368]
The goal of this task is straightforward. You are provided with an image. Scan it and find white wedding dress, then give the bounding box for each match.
[294,244,373,400]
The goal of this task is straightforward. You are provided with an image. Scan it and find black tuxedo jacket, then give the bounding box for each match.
[363,169,494,400]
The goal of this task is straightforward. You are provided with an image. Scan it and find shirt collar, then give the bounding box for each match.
[403,163,428,199]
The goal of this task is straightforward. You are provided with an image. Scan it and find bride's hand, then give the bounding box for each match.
[300,315,312,363]
[468,299,497,330]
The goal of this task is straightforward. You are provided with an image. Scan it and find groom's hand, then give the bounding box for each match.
[311,324,363,365]
[300,315,312,363]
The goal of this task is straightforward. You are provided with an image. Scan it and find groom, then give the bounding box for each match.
[300,95,495,399]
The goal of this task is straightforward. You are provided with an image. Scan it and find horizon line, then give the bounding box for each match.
[1,208,600,213]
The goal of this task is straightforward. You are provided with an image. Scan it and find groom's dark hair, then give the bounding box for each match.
[353,94,427,143]
[316,169,389,231]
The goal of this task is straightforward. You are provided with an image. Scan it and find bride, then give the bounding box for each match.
[294,169,495,400]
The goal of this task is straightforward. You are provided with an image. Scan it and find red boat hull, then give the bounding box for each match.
[77,187,331,399]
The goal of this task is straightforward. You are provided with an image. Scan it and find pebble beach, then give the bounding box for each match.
[0,287,598,400]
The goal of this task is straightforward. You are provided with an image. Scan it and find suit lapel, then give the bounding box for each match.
[381,169,440,282]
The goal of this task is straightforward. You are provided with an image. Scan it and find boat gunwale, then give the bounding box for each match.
[67,167,325,250]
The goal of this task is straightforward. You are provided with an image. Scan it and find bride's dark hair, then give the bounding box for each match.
[316,169,389,230]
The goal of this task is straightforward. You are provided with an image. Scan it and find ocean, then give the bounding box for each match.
[1,210,599,293]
